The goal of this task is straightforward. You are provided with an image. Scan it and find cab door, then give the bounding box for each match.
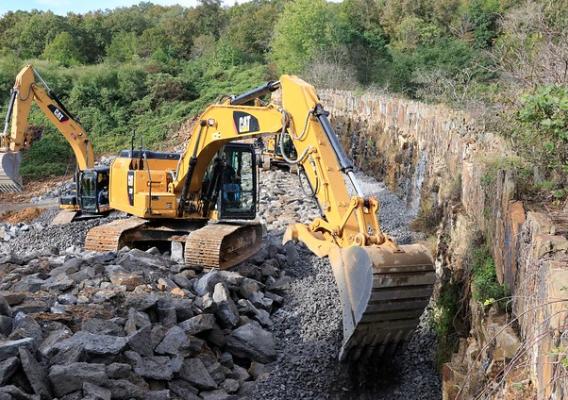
[218,143,257,220]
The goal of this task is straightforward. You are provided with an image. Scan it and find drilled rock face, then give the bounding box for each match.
[320,89,568,399]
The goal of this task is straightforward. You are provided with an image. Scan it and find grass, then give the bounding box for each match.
[471,245,507,308]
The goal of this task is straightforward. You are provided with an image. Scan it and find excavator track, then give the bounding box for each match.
[185,223,263,270]
[330,243,435,362]
[84,217,147,252]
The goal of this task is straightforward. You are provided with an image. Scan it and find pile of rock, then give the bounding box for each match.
[0,222,42,243]
[0,239,295,399]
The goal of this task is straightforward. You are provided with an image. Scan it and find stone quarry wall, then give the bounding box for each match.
[319,89,568,399]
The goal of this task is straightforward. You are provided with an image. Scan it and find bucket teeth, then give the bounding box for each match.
[330,244,435,362]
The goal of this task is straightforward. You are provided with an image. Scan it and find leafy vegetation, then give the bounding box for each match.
[432,281,462,366]
[471,245,506,306]
[0,0,564,184]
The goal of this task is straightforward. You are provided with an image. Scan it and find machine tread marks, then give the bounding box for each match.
[184,223,263,270]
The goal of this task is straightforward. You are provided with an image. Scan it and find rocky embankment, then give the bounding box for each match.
[0,169,440,399]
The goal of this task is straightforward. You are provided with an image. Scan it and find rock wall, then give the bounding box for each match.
[319,89,568,399]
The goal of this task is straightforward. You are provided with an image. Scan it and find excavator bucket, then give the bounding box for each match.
[329,243,435,362]
[0,152,22,192]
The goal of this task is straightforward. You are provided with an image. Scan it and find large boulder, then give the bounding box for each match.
[225,322,276,363]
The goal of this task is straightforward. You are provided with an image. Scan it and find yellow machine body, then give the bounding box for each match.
[86,75,436,361]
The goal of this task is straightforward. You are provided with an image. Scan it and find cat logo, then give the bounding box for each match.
[233,111,259,134]
[48,104,69,123]
[239,115,251,132]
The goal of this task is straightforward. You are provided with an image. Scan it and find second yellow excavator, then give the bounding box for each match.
[0,65,111,223]
[84,75,435,361]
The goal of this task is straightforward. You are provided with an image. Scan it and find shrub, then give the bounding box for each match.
[471,246,505,306]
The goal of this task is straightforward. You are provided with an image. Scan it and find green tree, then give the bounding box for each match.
[338,0,390,84]
[106,31,138,63]
[42,32,84,66]
[7,11,70,58]
[225,0,284,62]
[271,0,340,74]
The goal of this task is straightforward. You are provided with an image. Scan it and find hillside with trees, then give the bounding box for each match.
[0,0,566,198]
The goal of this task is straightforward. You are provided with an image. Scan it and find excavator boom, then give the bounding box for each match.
[85,75,435,362]
[0,65,95,192]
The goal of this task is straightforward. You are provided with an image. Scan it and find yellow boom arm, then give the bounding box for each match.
[0,65,94,191]
[128,75,392,256]
[105,75,436,361]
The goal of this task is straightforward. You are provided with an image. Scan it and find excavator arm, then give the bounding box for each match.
[0,65,94,191]
[92,75,435,362]
[168,76,436,361]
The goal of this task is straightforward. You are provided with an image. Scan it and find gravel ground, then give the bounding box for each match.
[253,169,441,400]
[1,168,441,399]
[0,209,123,255]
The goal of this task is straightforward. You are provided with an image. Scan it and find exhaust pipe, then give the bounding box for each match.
[0,152,22,192]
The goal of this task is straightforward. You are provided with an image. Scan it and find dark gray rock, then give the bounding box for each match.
[168,380,200,400]
[143,390,170,400]
[41,274,74,291]
[105,363,131,379]
[105,379,147,400]
[172,274,192,289]
[125,294,158,312]
[179,358,217,390]
[194,271,223,296]
[150,325,167,349]
[127,325,153,357]
[200,389,233,400]
[0,316,12,336]
[12,276,45,293]
[0,338,35,361]
[248,292,273,311]
[10,313,42,345]
[219,352,233,369]
[82,318,124,336]
[154,326,189,355]
[225,322,276,363]
[124,307,152,334]
[239,278,262,299]
[179,314,216,335]
[53,332,127,357]
[221,378,240,394]
[212,283,239,328]
[0,384,37,400]
[0,295,12,317]
[172,299,193,322]
[19,347,52,399]
[39,329,72,357]
[156,298,177,328]
[48,362,108,397]
[0,356,19,384]
[82,382,111,400]
[125,351,175,381]
[284,242,300,265]
[49,340,84,365]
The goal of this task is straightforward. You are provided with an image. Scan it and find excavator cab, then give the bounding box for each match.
[77,167,110,214]
[218,143,257,220]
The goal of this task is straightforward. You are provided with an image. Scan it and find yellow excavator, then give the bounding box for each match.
[84,75,435,361]
[0,65,111,223]
[85,75,435,360]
